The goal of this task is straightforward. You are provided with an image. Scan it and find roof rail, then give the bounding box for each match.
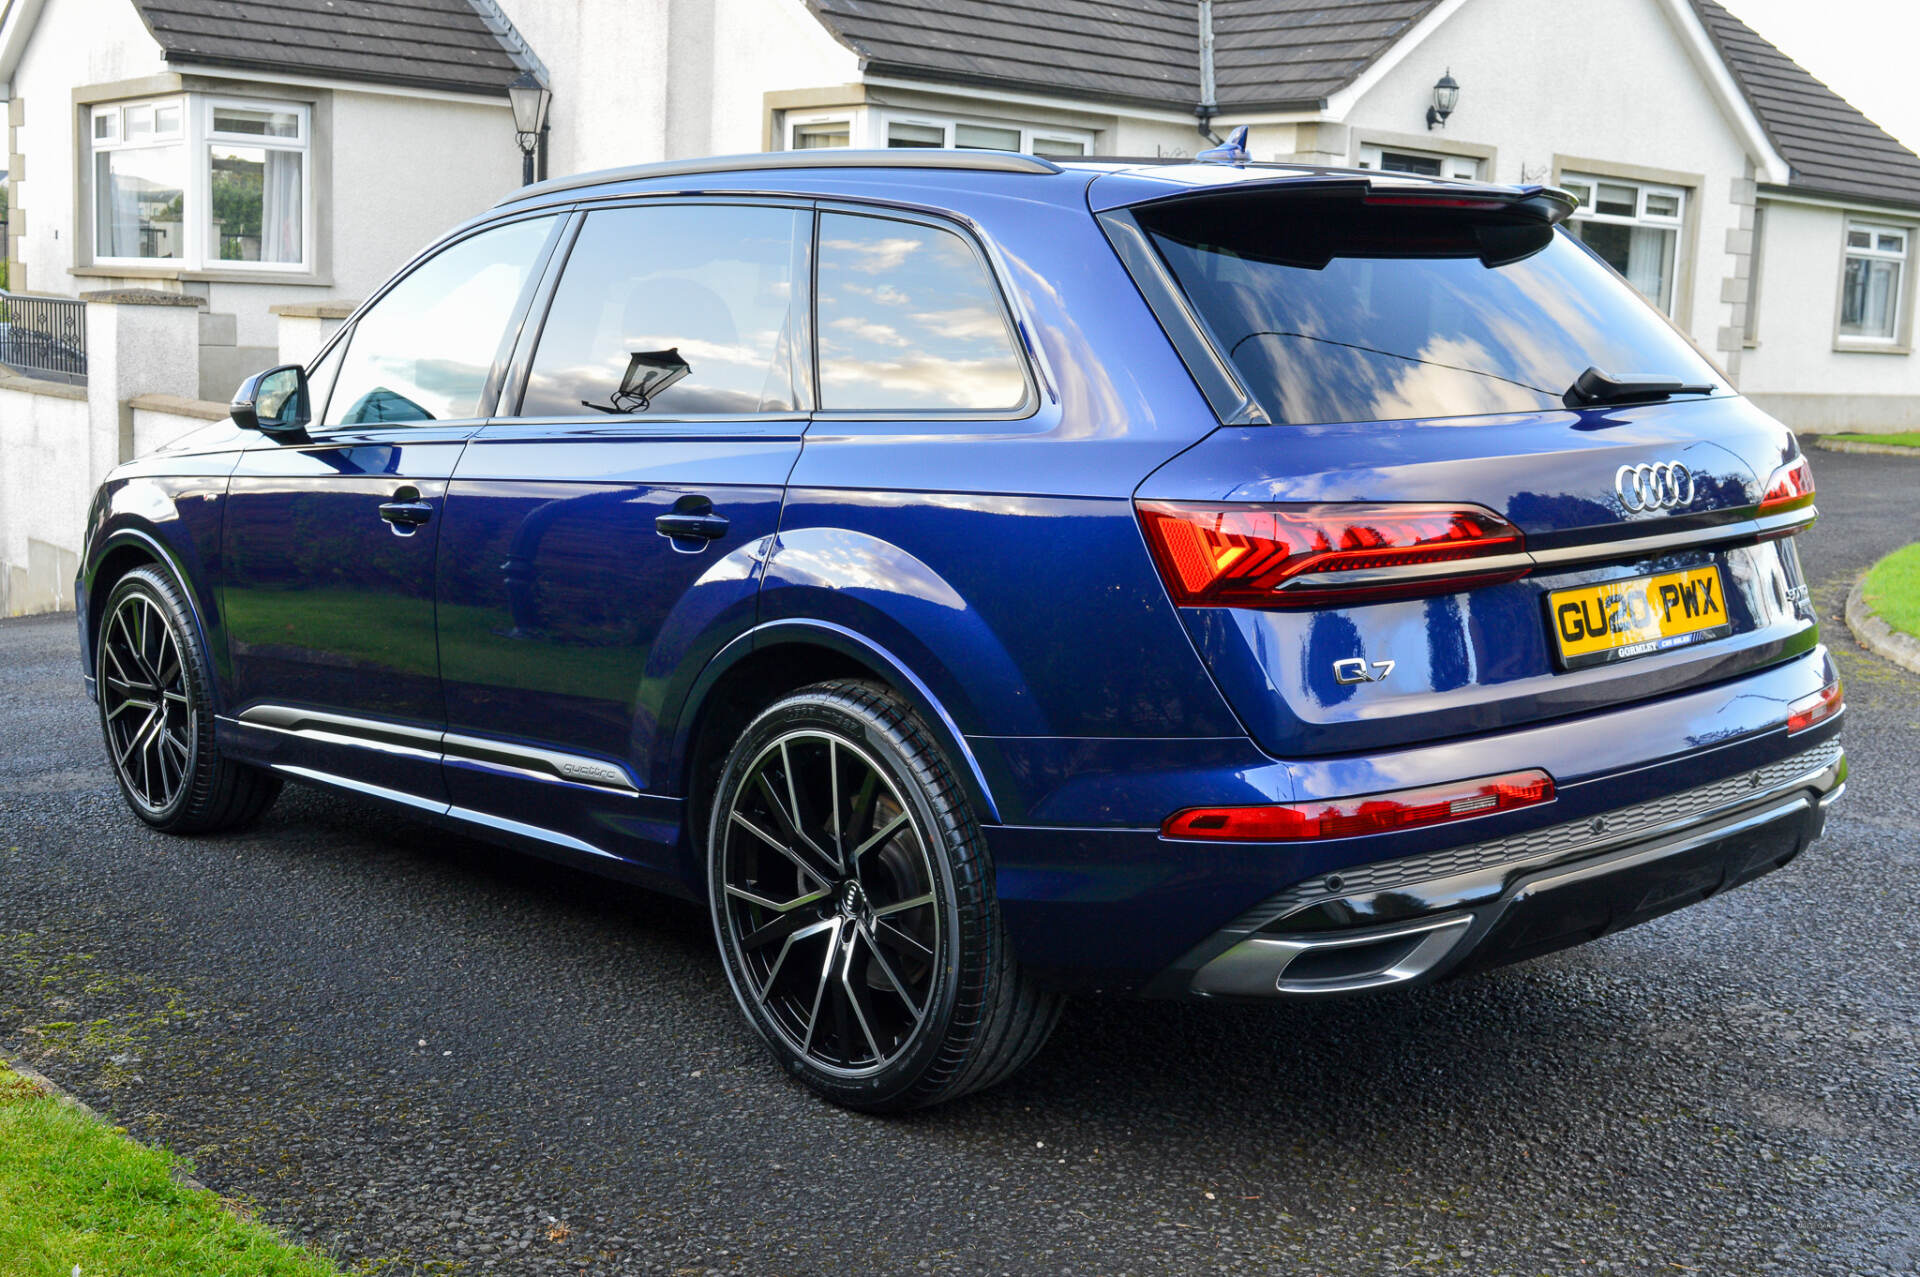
[495,148,1064,206]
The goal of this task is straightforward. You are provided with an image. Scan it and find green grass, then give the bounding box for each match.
[1827,431,1920,449]
[1862,542,1920,639]
[0,1061,343,1277]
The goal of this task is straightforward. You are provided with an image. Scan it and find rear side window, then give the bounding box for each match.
[519,204,806,417]
[815,212,1028,413]
[1135,194,1724,426]
[325,215,555,426]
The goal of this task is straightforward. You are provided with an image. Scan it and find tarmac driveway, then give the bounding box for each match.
[2,447,1917,1275]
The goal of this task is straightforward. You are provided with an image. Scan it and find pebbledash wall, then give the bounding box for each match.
[0,291,343,616]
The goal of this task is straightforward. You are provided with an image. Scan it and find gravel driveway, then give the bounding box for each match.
[3,448,1916,1276]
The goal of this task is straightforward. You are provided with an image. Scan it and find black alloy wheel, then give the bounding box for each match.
[708,681,1061,1111]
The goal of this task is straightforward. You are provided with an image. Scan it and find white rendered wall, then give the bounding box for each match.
[494,0,857,175]
[8,0,168,295]
[1738,198,1920,428]
[0,377,90,615]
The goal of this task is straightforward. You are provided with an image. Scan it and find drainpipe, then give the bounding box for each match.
[1196,0,1222,143]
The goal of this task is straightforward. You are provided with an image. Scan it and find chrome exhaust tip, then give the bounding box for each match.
[1190,913,1473,998]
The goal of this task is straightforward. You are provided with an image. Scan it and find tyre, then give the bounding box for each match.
[95,565,281,833]
[707,680,1061,1111]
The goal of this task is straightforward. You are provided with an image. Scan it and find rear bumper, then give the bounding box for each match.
[1153,739,1844,999]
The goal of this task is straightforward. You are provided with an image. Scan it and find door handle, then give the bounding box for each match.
[378,500,435,527]
[655,511,730,541]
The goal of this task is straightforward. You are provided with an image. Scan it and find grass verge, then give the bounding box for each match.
[1862,543,1920,638]
[0,1060,342,1276]
[1827,431,1920,449]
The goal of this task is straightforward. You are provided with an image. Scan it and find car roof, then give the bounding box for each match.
[488,148,1553,219]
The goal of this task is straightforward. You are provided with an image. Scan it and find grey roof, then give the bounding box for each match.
[131,0,525,97]
[804,0,1439,112]
[1692,0,1920,208]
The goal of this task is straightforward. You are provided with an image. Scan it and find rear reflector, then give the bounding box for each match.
[1162,770,1555,842]
[1759,456,1815,515]
[1136,501,1527,609]
[1786,678,1843,734]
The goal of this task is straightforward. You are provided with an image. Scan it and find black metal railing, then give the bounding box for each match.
[0,291,87,383]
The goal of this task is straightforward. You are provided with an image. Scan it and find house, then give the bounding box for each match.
[0,0,531,397]
[2,0,1916,426]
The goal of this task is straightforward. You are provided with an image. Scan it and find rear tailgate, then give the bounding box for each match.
[1110,175,1820,758]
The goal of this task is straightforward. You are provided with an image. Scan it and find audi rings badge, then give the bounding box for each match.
[1615,461,1694,512]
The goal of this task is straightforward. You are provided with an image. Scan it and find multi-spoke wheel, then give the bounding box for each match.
[95,565,281,833]
[709,680,1061,1111]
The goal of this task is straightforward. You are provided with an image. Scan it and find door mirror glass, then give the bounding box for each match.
[230,364,309,433]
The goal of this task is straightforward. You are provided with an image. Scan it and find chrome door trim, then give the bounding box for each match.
[231,704,643,796]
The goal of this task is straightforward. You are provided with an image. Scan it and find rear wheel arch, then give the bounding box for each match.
[675,623,1005,861]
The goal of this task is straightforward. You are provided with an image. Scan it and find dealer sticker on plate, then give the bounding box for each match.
[1548,565,1732,670]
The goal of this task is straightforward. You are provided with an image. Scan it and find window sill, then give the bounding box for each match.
[1832,338,1910,356]
[73,263,334,287]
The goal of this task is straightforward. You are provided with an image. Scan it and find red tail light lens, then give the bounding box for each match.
[1163,770,1555,842]
[1786,678,1843,733]
[1759,456,1815,514]
[1136,501,1527,609]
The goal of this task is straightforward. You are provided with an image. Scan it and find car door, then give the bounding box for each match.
[433,200,811,873]
[221,212,564,799]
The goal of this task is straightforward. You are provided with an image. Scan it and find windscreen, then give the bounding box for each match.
[1136,193,1726,426]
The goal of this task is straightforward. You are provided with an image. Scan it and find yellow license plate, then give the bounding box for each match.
[1548,565,1732,670]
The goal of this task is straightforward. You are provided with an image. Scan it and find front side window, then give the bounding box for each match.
[519,204,805,418]
[325,216,556,427]
[815,211,1028,413]
[90,94,310,269]
[1135,192,1724,427]
[92,98,186,261]
[1560,173,1686,313]
[1839,221,1908,342]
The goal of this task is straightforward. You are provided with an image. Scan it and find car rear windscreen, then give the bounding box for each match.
[1134,193,1726,426]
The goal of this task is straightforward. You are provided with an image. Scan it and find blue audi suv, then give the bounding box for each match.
[78,146,1844,1110]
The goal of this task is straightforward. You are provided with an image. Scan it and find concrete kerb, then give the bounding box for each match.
[0,1046,213,1193]
[1813,437,1920,458]
[1846,574,1920,677]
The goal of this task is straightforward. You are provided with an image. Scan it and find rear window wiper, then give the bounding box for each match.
[1564,366,1715,408]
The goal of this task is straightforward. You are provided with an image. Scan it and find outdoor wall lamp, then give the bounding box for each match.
[507,71,553,185]
[1426,69,1460,130]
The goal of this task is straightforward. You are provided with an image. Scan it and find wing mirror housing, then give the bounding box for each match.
[230,365,311,434]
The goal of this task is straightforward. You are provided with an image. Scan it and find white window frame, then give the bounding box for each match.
[873,110,1094,159]
[88,93,312,273]
[788,113,854,150]
[89,96,190,268]
[1357,143,1481,181]
[1560,171,1688,314]
[1836,218,1910,349]
[199,96,313,273]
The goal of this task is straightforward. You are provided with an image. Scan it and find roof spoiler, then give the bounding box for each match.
[1104,172,1578,226]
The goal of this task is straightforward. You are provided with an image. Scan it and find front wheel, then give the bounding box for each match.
[707,681,1060,1111]
[95,565,281,833]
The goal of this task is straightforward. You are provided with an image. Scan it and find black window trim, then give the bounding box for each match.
[304,207,572,433]
[491,193,820,429]
[808,198,1042,424]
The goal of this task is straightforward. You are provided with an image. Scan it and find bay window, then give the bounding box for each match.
[878,113,1091,158]
[1561,173,1686,314]
[90,95,311,272]
[1839,221,1907,343]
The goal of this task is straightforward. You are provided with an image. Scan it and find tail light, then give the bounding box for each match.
[1786,677,1843,734]
[1759,456,1815,515]
[1163,770,1555,842]
[1136,501,1527,609]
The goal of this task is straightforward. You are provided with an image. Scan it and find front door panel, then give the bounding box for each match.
[222,429,470,795]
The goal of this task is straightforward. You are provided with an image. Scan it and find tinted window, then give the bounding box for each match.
[816,212,1027,412]
[325,216,554,426]
[519,204,805,418]
[1136,195,1725,426]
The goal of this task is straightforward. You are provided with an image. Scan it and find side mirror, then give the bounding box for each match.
[230,365,311,434]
